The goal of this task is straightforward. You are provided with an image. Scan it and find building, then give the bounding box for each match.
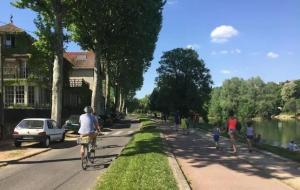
[0,23,50,109]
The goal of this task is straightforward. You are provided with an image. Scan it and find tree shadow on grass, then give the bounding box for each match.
[120,126,166,157]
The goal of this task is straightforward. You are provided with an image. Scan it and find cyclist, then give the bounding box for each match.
[78,106,101,160]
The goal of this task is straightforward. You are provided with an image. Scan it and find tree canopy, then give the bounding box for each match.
[150,48,212,118]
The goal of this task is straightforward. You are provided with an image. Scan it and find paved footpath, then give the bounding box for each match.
[162,124,300,190]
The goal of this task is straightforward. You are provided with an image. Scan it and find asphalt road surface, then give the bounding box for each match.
[0,122,140,190]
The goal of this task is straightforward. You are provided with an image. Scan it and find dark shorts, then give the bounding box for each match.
[213,135,220,142]
[247,135,254,140]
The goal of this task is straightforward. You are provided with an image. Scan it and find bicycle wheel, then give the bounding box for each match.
[81,146,88,170]
[87,143,96,164]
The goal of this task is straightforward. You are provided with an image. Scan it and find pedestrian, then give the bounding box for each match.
[212,122,221,150]
[227,111,238,153]
[174,111,180,131]
[246,120,254,153]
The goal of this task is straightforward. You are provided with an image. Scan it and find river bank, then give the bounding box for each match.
[272,113,300,120]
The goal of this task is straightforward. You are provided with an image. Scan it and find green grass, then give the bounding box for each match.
[95,118,178,190]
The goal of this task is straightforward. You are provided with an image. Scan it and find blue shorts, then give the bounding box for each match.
[213,135,220,142]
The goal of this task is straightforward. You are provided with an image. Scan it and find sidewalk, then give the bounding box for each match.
[162,124,300,190]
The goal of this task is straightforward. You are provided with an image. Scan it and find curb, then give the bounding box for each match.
[0,148,51,168]
[160,133,191,190]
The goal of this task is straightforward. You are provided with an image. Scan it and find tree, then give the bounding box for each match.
[154,48,212,117]
[68,0,164,114]
[13,0,72,126]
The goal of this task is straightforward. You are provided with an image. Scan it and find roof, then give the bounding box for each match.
[64,51,95,69]
[0,23,24,33]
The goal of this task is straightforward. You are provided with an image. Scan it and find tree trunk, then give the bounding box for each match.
[51,1,63,126]
[114,86,119,112]
[121,97,125,113]
[104,65,110,112]
[118,89,122,112]
[91,48,104,114]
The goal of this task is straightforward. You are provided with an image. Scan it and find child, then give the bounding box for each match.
[246,120,255,153]
[213,124,221,150]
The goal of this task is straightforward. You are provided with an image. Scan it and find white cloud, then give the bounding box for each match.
[211,49,241,55]
[211,51,217,55]
[211,25,239,43]
[221,70,231,74]
[167,0,178,5]
[220,50,228,54]
[186,43,200,50]
[267,52,279,59]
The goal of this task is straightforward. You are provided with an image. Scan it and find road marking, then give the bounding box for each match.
[111,131,123,136]
[127,131,134,135]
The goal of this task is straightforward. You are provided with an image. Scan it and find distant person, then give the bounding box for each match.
[288,140,298,151]
[163,113,167,123]
[254,134,261,145]
[175,111,180,131]
[227,111,238,153]
[246,120,255,153]
[213,124,221,150]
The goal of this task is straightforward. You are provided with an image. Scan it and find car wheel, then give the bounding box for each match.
[60,133,65,142]
[43,137,50,148]
[14,141,21,147]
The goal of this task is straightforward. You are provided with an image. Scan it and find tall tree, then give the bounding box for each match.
[13,0,71,126]
[154,48,212,117]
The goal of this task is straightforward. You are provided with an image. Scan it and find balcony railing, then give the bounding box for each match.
[4,66,27,79]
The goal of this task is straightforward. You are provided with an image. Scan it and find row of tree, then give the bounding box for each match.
[13,0,164,126]
[208,77,300,123]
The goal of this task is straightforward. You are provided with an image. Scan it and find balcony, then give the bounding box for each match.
[69,79,88,88]
[3,66,27,79]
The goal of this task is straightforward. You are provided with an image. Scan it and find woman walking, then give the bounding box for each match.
[227,111,238,153]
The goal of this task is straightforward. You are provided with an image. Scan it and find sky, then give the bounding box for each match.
[1,0,299,98]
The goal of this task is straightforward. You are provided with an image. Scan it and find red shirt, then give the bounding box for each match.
[227,117,237,130]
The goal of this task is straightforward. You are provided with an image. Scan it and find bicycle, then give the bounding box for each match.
[77,135,97,170]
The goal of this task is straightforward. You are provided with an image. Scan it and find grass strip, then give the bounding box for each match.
[95,119,178,190]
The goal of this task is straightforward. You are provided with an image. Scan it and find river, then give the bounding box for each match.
[253,119,300,147]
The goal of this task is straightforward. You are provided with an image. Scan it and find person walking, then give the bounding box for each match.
[174,111,180,131]
[227,111,238,153]
[246,120,255,153]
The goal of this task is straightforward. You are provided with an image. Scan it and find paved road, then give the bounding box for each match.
[0,122,139,190]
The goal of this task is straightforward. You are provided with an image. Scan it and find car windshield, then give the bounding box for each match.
[18,120,44,129]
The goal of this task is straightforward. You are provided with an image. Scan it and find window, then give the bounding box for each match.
[15,86,24,104]
[5,34,15,48]
[5,86,14,106]
[47,121,53,129]
[28,86,35,105]
[76,55,87,61]
[51,121,57,129]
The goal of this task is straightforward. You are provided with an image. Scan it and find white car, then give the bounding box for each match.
[13,118,65,148]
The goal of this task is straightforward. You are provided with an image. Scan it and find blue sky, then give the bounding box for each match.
[1,0,299,98]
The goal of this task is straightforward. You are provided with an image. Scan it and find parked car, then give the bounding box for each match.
[63,115,80,133]
[13,118,65,148]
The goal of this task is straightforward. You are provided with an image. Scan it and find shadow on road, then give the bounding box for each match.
[5,154,119,165]
[163,128,300,182]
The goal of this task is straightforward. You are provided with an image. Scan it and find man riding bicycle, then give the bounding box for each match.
[78,106,101,160]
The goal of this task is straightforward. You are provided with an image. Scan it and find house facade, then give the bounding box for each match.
[0,23,50,109]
